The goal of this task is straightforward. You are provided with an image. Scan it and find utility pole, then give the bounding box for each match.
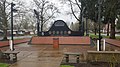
[10,2,17,51]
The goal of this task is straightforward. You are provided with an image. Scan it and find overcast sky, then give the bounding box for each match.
[8,0,77,25]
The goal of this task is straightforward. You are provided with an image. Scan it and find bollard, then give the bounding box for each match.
[103,39,106,51]
[9,40,13,51]
[53,38,59,49]
[97,40,99,51]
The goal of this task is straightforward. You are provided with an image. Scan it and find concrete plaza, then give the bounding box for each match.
[1,43,95,67]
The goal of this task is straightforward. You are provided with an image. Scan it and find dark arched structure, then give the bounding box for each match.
[39,20,83,36]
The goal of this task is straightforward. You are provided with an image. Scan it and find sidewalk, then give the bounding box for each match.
[0,38,30,47]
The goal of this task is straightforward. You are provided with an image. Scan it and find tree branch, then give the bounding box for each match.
[75,0,82,11]
[69,0,80,21]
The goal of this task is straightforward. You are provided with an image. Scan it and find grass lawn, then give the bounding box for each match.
[0,63,9,67]
[116,36,120,40]
[60,65,74,67]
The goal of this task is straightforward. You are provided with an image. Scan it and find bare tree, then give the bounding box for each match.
[33,0,59,33]
[13,1,29,31]
[0,0,32,40]
[68,0,81,21]
[14,1,37,34]
[60,0,86,36]
[0,0,10,40]
[24,13,36,34]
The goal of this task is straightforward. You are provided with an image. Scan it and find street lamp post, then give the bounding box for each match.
[37,19,40,36]
[98,0,102,51]
[34,9,40,36]
[10,2,17,51]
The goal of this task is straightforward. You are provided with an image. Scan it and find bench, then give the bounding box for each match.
[3,50,19,62]
[63,52,82,63]
[87,51,120,63]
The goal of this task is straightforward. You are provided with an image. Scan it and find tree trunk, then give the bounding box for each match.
[2,0,8,41]
[94,23,97,35]
[41,16,43,36]
[41,24,43,32]
[110,19,115,39]
[107,23,109,36]
[95,28,97,35]
[2,19,8,41]
[2,29,8,41]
